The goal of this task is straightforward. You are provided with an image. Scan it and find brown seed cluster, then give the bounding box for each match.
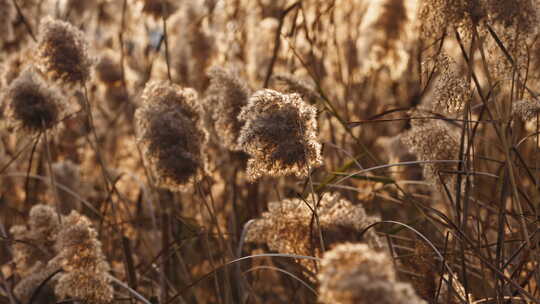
[51,211,113,304]
[513,99,540,122]
[245,192,382,272]
[238,89,322,180]
[36,17,93,85]
[10,205,59,277]
[205,66,251,151]
[429,54,471,114]
[318,243,426,304]
[135,81,207,191]
[5,67,65,133]
[401,119,460,189]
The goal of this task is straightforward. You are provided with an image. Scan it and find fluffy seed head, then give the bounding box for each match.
[205,66,251,151]
[245,192,383,272]
[318,243,426,304]
[9,205,59,277]
[135,81,207,191]
[513,99,540,122]
[429,54,471,114]
[401,119,460,187]
[238,89,322,180]
[5,67,65,133]
[53,211,113,304]
[37,17,93,84]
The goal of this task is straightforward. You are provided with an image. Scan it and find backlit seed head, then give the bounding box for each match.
[238,89,322,180]
[135,81,207,191]
[318,243,426,304]
[401,119,460,188]
[53,211,113,304]
[5,67,66,134]
[37,17,93,85]
[205,66,251,151]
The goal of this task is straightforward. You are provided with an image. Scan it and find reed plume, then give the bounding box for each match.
[5,67,66,134]
[205,66,251,151]
[238,89,322,180]
[52,211,113,304]
[135,81,207,191]
[318,243,426,304]
[36,16,93,85]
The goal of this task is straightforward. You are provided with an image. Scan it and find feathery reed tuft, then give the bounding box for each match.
[52,211,113,304]
[36,17,93,85]
[238,89,322,180]
[429,54,471,114]
[318,243,426,304]
[205,66,251,151]
[5,67,65,133]
[10,204,59,277]
[135,81,207,191]
[513,99,540,122]
[401,119,460,188]
[245,192,382,272]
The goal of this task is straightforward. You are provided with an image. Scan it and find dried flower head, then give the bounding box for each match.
[318,243,426,304]
[205,66,251,151]
[238,89,322,180]
[5,67,66,134]
[52,211,113,304]
[428,54,471,114]
[401,119,460,188]
[37,17,93,84]
[0,0,15,43]
[245,192,382,272]
[485,0,537,31]
[135,81,207,191]
[418,0,483,40]
[10,205,59,277]
[513,99,540,122]
[272,73,322,105]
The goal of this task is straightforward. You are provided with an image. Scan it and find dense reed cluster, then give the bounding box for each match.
[3,0,540,303]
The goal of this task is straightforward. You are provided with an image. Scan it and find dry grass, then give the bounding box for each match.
[2,0,540,303]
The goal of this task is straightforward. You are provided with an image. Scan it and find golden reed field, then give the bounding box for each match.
[3,0,540,303]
